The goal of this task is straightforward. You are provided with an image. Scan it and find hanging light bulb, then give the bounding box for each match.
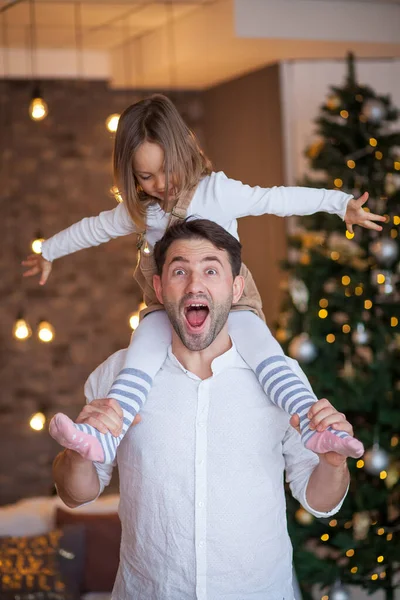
[29,412,46,431]
[29,93,48,121]
[143,240,151,254]
[106,113,120,133]
[129,311,140,331]
[13,315,32,340]
[37,320,55,343]
[31,231,45,254]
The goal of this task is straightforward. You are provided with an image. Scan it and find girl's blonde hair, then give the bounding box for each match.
[113,94,212,231]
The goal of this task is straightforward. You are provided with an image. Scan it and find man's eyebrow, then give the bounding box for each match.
[168,255,223,267]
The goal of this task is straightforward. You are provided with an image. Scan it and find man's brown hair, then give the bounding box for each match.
[153,218,242,277]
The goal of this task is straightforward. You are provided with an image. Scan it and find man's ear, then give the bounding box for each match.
[232,275,245,304]
[153,274,164,305]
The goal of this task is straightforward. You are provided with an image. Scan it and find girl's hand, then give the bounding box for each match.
[344,192,386,234]
[22,254,52,285]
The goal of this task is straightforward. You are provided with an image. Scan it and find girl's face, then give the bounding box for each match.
[133,141,175,202]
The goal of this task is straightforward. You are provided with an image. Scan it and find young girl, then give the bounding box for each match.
[23,94,383,464]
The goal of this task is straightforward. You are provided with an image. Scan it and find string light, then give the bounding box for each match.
[387,533,393,541]
[29,95,48,121]
[394,216,400,225]
[342,275,351,285]
[380,471,387,480]
[351,567,358,574]
[13,317,32,340]
[345,288,352,297]
[391,435,399,447]
[326,334,335,343]
[344,521,353,529]
[329,519,337,527]
[394,161,400,170]
[29,412,46,431]
[346,549,355,557]
[105,113,120,133]
[377,556,384,563]
[129,312,140,331]
[391,229,398,239]
[391,317,398,327]
[340,110,349,119]
[318,309,328,319]
[356,459,364,468]
[371,574,379,581]
[377,274,386,284]
[319,298,328,308]
[31,236,45,254]
[331,251,340,260]
[334,178,343,188]
[355,286,363,296]
[377,528,385,536]
[380,572,386,579]
[37,321,54,343]
[320,534,329,542]
[356,94,363,102]
[143,241,151,255]
[375,151,383,160]
[342,324,351,334]
[347,159,356,169]
[345,230,354,239]
[369,138,377,147]
[364,300,373,310]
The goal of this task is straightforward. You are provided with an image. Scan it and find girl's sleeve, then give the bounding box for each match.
[211,172,353,221]
[41,202,136,262]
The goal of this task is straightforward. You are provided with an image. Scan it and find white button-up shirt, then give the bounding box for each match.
[85,343,346,600]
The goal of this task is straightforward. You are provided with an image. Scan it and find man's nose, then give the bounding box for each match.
[185,272,205,294]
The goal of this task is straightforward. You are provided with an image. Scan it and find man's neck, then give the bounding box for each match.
[171,327,232,380]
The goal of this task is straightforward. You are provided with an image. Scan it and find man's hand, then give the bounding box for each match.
[290,398,353,467]
[76,398,141,437]
[344,192,386,234]
[22,254,52,285]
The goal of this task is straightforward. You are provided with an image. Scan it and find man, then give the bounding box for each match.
[53,219,353,600]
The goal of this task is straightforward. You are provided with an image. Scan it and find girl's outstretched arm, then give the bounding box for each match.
[211,172,385,231]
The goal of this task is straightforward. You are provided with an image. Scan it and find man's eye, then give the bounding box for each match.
[174,269,186,276]
[206,269,217,275]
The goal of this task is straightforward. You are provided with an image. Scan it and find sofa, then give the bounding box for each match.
[0,493,121,600]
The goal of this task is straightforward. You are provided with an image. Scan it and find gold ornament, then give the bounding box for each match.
[326,94,341,111]
[307,139,324,159]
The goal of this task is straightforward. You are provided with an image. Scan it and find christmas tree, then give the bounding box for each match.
[280,54,400,600]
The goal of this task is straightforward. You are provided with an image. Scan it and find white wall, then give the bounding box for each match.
[279,58,400,185]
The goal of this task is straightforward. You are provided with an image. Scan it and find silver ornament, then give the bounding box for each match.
[288,333,318,363]
[288,278,309,313]
[329,579,351,600]
[364,443,389,475]
[370,238,399,267]
[352,323,370,346]
[362,98,386,124]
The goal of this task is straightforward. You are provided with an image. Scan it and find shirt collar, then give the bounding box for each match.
[167,339,249,380]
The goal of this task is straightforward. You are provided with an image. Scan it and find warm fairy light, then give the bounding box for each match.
[29,96,48,121]
[351,567,358,574]
[377,556,384,563]
[318,309,328,319]
[276,329,287,343]
[331,251,340,260]
[380,572,386,579]
[319,298,328,308]
[377,528,385,535]
[340,110,349,119]
[394,161,400,170]
[342,275,351,285]
[326,334,335,343]
[334,178,343,188]
[380,471,387,480]
[346,230,355,239]
[320,534,329,542]
[394,216,400,225]
[391,317,398,327]
[359,114,367,122]
[391,229,398,239]
[143,241,151,255]
[387,533,393,541]
[344,521,353,529]
[139,301,147,312]
[356,94,363,102]
[38,321,54,343]
[346,549,355,557]
[321,596,329,600]
[371,574,379,581]
[369,137,378,147]
[111,186,123,203]
[391,435,399,447]
[355,286,363,296]
[129,312,140,331]
[329,519,337,527]
[356,459,364,469]
[31,238,45,254]
[342,324,351,334]
[377,273,386,284]
[347,159,356,169]
[375,151,383,160]
[300,252,310,265]
[345,288,352,297]
[13,318,32,340]
[106,113,120,133]
[29,412,46,431]
[364,300,373,310]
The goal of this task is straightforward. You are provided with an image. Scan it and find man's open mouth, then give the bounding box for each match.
[184,303,210,329]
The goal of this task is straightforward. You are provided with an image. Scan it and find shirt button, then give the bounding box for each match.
[198,540,205,548]
[198,501,204,507]
[198,421,205,428]
[197,459,204,465]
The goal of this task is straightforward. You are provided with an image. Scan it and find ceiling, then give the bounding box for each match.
[1,0,400,90]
